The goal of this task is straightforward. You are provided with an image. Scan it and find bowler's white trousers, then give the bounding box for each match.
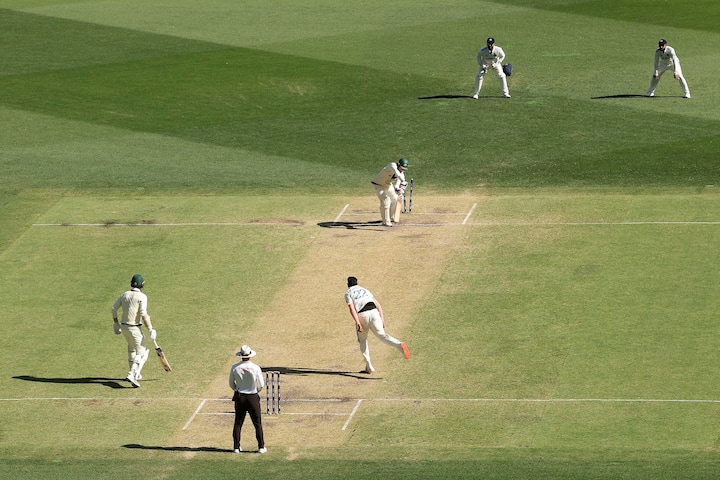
[357,309,402,371]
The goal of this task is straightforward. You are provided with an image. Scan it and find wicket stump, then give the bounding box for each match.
[265,371,281,414]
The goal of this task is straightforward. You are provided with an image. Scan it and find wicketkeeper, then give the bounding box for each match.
[111,274,157,388]
[472,37,511,99]
[371,157,409,227]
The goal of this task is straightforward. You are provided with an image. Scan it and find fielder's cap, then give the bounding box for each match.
[487,37,495,45]
[398,157,410,169]
[130,274,144,288]
[659,39,667,46]
[236,345,256,358]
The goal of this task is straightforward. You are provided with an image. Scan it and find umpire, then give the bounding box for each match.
[229,345,267,454]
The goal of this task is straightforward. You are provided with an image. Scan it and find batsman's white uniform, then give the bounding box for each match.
[345,284,404,373]
[646,45,690,98]
[473,45,510,98]
[112,288,152,382]
[371,162,406,226]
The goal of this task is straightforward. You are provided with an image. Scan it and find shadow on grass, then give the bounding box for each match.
[590,94,686,99]
[123,444,233,453]
[262,366,381,380]
[418,94,472,99]
[317,220,387,231]
[13,375,130,389]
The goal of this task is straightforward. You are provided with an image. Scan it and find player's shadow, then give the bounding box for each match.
[123,444,233,453]
[13,375,129,389]
[418,94,472,99]
[317,220,386,230]
[263,366,381,380]
[590,94,684,99]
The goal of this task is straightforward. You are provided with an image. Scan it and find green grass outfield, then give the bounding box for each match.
[2,0,720,478]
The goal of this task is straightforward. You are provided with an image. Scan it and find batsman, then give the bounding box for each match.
[371,157,409,227]
[111,274,158,388]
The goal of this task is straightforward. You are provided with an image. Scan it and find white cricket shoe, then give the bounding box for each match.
[126,373,140,388]
[258,447,267,454]
[684,94,691,98]
[504,94,511,98]
[233,448,242,453]
[472,94,479,99]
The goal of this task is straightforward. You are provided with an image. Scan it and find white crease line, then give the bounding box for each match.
[342,399,363,431]
[334,204,350,223]
[183,399,207,430]
[463,203,477,225]
[32,222,303,227]
[198,412,347,416]
[5,396,720,403]
[345,212,466,216]
[469,221,720,226]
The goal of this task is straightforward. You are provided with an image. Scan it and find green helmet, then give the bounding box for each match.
[398,158,410,169]
[130,274,145,289]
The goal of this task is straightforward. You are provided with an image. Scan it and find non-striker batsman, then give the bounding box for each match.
[112,274,157,388]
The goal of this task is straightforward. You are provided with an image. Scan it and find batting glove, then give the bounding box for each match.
[113,323,122,335]
[149,328,157,341]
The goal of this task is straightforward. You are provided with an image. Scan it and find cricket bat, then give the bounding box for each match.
[153,339,172,372]
[394,193,404,222]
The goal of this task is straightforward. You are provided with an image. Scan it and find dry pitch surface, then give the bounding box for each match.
[173,194,479,455]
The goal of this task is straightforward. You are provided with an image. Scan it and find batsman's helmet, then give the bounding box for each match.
[131,274,145,289]
[398,158,410,169]
[487,37,495,46]
[658,39,667,47]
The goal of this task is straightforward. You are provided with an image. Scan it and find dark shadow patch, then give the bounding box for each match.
[123,444,233,453]
[13,375,129,389]
[262,366,382,380]
[592,94,646,99]
[317,221,386,231]
[418,94,473,99]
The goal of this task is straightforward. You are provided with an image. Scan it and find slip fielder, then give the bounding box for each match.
[646,39,690,98]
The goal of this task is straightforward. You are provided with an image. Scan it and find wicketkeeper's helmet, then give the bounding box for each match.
[131,274,145,289]
[398,158,410,169]
[502,63,513,76]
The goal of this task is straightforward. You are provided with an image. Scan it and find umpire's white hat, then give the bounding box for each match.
[236,345,256,358]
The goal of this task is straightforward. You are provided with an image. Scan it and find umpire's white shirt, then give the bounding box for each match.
[229,361,265,394]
